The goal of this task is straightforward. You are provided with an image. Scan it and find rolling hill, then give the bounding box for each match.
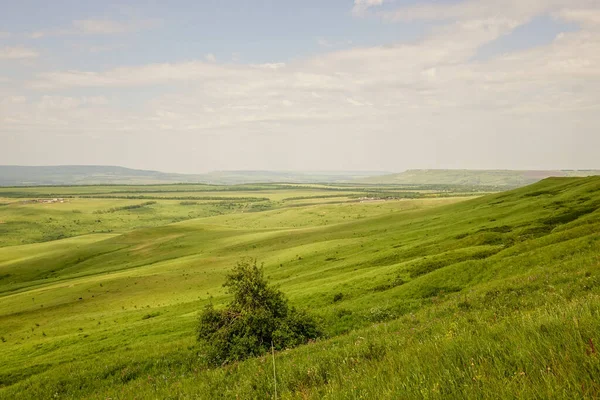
[0,177,599,398]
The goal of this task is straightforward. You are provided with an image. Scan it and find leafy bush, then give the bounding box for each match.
[179,201,198,206]
[197,259,322,365]
[372,276,406,292]
[141,312,160,320]
[542,206,597,226]
[93,201,157,214]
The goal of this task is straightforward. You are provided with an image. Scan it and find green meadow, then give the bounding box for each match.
[0,178,599,399]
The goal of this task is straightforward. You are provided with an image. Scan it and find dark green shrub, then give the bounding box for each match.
[373,276,406,292]
[333,292,344,302]
[359,342,387,361]
[141,312,160,320]
[418,285,462,298]
[197,259,322,365]
[335,308,352,318]
[457,300,472,310]
[542,206,597,226]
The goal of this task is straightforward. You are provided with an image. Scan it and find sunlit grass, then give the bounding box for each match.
[1,177,599,398]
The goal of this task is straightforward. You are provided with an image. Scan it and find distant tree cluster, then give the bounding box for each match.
[92,201,157,214]
[197,259,321,365]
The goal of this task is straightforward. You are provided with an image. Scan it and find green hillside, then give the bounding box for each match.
[355,169,600,187]
[0,177,599,398]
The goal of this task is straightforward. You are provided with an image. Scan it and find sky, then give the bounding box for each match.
[1,0,599,173]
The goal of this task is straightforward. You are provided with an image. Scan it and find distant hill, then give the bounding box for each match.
[0,165,196,186]
[197,170,387,185]
[0,165,387,186]
[4,166,599,187]
[354,169,600,187]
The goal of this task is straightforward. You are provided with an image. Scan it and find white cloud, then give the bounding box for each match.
[29,31,61,39]
[352,0,385,16]
[74,19,135,34]
[3,0,600,171]
[251,62,286,70]
[30,18,160,38]
[0,95,114,136]
[346,97,367,106]
[205,53,217,63]
[382,0,540,22]
[37,95,109,110]
[555,9,600,27]
[88,44,126,53]
[26,6,600,114]
[380,0,600,24]
[317,38,355,49]
[30,62,231,89]
[0,46,39,59]
[317,38,332,48]
[0,96,27,104]
[68,42,127,53]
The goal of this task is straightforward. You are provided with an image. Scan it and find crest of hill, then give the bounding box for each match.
[354,169,600,187]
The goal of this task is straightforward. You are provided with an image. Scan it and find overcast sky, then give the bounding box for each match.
[1,0,599,173]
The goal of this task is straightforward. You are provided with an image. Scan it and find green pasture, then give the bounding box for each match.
[0,183,472,247]
[0,177,599,398]
[0,198,237,247]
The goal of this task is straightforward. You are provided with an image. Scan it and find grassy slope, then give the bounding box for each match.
[356,169,600,186]
[0,198,238,247]
[0,177,599,398]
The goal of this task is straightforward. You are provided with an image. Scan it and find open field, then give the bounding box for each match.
[0,183,478,247]
[1,177,599,398]
[0,182,488,198]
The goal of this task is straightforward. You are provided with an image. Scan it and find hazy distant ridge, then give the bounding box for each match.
[0,165,387,186]
[3,166,599,187]
[354,169,600,186]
